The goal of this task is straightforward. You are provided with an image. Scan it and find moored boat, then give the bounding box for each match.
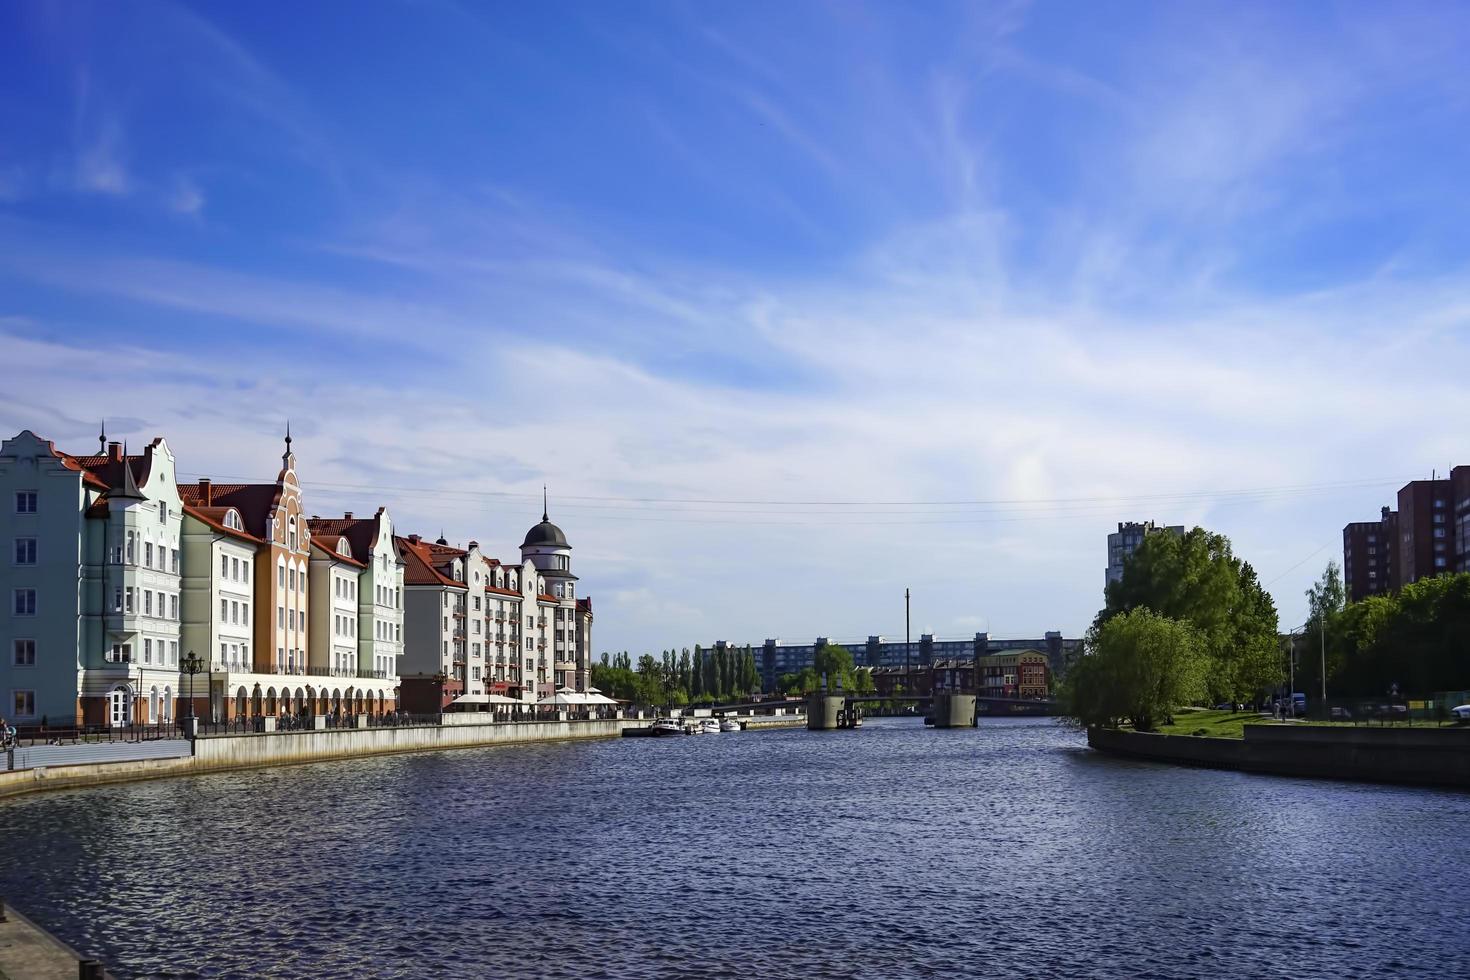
[651,717,686,736]
[720,718,742,732]
[699,718,721,735]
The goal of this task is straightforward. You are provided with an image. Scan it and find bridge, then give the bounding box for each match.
[708,692,1057,730]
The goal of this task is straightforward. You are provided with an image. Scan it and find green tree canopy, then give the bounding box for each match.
[1063,608,1209,731]
[1099,526,1282,702]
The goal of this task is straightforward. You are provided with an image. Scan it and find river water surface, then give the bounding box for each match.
[2,718,1468,978]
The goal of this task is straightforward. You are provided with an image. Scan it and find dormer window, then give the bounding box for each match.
[224,510,242,531]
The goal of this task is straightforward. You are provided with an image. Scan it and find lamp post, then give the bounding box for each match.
[182,650,202,720]
[433,671,448,713]
[181,650,203,739]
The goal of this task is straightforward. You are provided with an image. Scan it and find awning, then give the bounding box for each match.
[447,694,490,706]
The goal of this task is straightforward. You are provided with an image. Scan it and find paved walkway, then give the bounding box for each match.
[0,904,86,980]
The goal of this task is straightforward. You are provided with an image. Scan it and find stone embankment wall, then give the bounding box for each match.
[1088,724,1470,789]
[0,718,639,801]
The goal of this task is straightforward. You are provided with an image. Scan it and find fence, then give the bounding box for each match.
[1306,693,1470,727]
[3,722,179,749]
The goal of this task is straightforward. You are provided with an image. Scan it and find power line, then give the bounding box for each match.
[176,471,1402,519]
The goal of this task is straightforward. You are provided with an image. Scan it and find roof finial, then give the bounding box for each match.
[285,419,292,450]
[99,419,106,453]
[543,485,549,523]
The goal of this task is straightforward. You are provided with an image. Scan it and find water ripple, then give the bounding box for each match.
[1,719,1469,978]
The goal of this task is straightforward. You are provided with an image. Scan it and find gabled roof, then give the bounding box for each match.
[183,505,263,545]
[179,481,283,539]
[310,535,366,569]
[308,510,395,564]
[396,535,468,590]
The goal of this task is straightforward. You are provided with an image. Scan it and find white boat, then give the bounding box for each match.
[699,718,721,735]
[720,718,742,733]
[650,718,685,737]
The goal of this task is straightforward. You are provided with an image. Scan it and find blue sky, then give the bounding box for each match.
[3,1,1470,653]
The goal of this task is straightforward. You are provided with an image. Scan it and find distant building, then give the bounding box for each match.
[874,650,1052,700]
[1106,521,1185,588]
[1344,468,1470,602]
[705,632,1081,692]
[1342,506,1398,603]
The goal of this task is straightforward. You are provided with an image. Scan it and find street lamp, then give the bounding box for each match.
[182,650,203,721]
[433,671,449,712]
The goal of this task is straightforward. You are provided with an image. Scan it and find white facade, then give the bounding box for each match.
[0,432,184,727]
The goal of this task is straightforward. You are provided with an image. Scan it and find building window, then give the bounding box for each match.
[144,590,153,616]
[12,690,36,718]
[159,501,168,522]
[288,516,297,551]
[13,639,35,666]
[15,491,38,514]
[13,588,36,616]
[13,538,36,565]
[221,555,229,579]
[145,542,154,567]
[144,638,153,664]
[171,548,179,573]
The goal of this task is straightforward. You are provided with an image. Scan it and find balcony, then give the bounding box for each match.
[358,669,390,680]
[307,666,358,678]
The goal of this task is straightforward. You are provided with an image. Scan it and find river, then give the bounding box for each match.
[1,717,1468,978]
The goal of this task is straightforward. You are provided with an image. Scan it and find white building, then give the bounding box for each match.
[1,431,184,727]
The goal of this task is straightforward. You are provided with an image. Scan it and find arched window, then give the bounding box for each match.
[288,516,297,551]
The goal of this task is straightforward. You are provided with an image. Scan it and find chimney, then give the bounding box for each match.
[108,441,123,462]
[344,512,353,520]
[408,534,421,545]
[199,478,212,506]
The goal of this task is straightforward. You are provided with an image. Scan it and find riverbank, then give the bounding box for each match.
[1089,723,1470,788]
[1,714,807,802]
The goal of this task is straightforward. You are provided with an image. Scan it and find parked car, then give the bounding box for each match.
[1451,704,1470,724]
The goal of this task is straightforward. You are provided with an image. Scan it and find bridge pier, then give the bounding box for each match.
[806,694,846,730]
[932,693,977,728]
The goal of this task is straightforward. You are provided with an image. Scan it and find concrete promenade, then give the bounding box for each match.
[0,902,88,980]
[0,713,806,802]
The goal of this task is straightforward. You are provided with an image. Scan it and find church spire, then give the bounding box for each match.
[543,485,549,523]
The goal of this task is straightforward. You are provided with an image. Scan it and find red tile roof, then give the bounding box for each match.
[396,535,467,589]
[183,505,264,545]
[308,510,391,564]
[179,481,282,539]
[310,535,366,568]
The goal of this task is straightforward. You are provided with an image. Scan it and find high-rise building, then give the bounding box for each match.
[1342,506,1398,603]
[1106,521,1185,587]
[1345,467,1470,603]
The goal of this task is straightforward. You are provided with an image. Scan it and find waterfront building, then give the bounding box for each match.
[179,491,261,712]
[875,649,1052,700]
[1,431,185,727]
[520,499,591,693]
[180,432,399,719]
[707,632,1080,692]
[1344,467,1470,602]
[1106,520,1184,588]
[306,509,405,687]
[397,503,595,712]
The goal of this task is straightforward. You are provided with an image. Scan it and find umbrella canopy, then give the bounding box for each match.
[447,694,490,706]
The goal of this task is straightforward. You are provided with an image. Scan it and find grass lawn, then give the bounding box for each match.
[1143,708,1264,739]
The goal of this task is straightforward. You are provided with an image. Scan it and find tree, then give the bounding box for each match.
[1294,560,1347,698]
[1099,526,1281,702]
[814,641,855,690]
[1063,609,1209,731]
